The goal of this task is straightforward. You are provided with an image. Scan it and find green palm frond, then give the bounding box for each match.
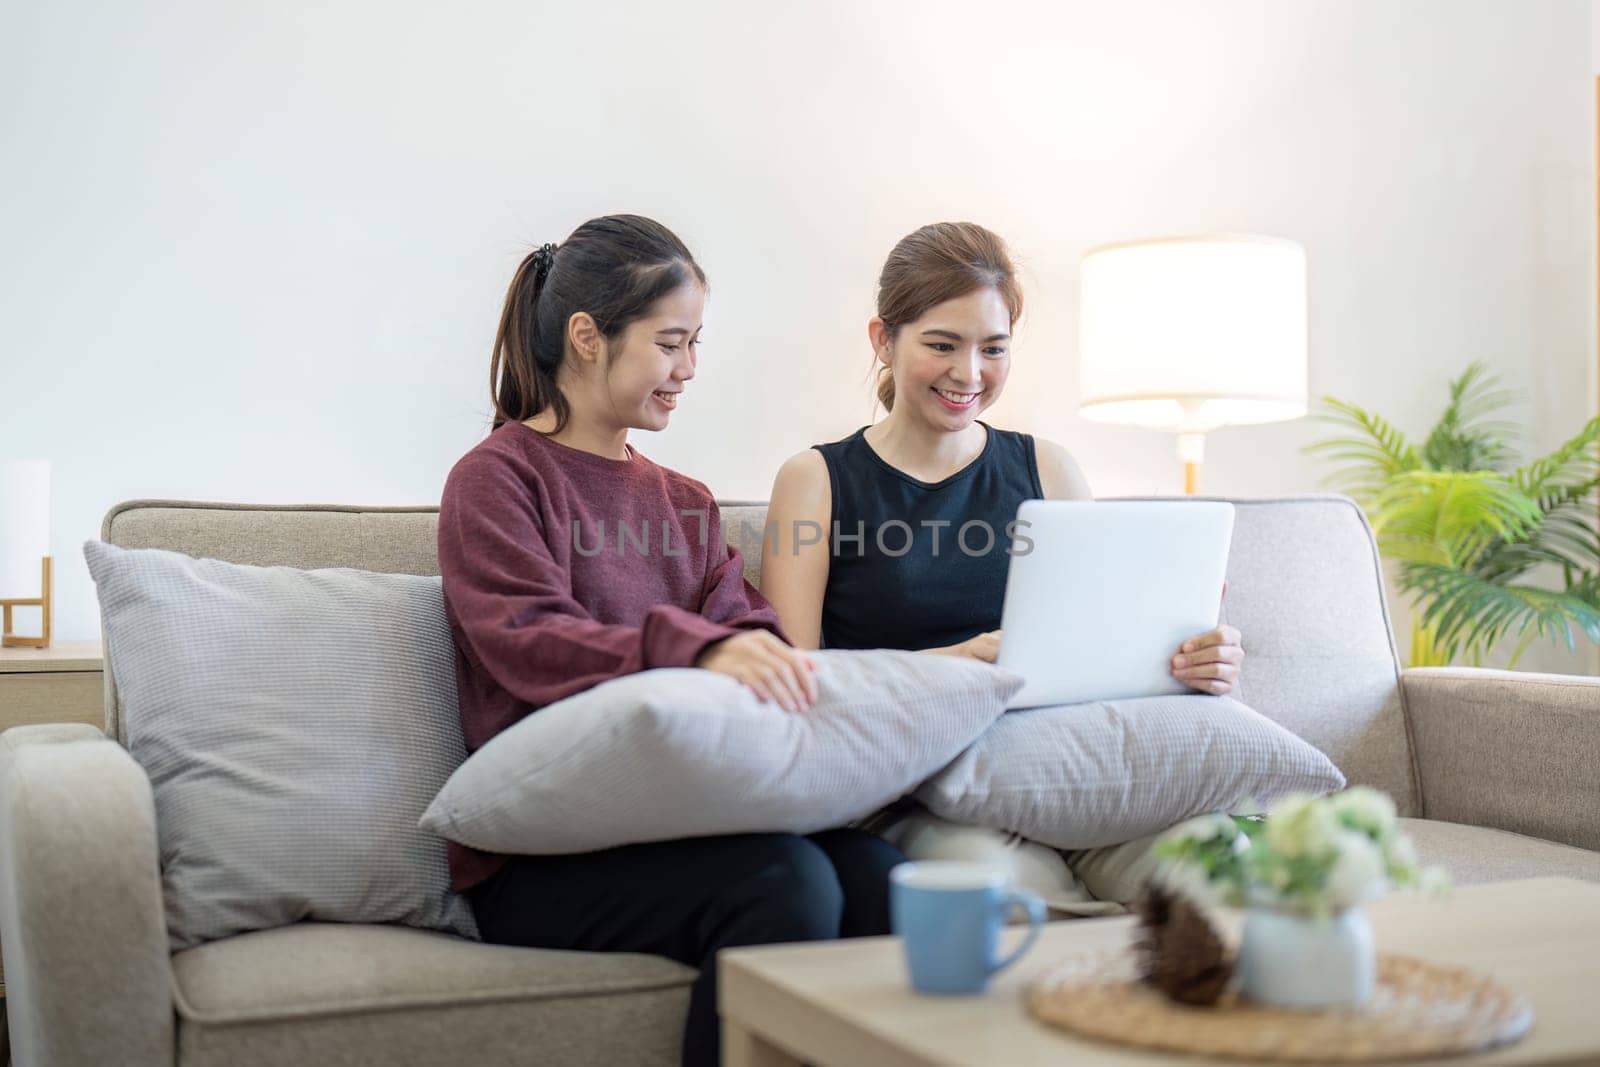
[1538,505,1600,566]
[1304,398,1421,505]
[1404,561,1600,663]
[1511,415,1600,499]
[1369,471,1540,569]
[1475,480,1600,582]
[1420,362,1519,472]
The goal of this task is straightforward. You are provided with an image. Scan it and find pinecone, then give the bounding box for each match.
[1133,883,1233,1007]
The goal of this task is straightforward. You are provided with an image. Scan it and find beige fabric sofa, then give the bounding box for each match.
[0,494,1596,1066]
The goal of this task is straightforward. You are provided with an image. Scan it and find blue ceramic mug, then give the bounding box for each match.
[889,860,1047,995]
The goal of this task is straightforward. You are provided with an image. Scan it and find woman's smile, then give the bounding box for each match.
[932,386,980,411]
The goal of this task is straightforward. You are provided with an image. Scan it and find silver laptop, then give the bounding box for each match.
[996,500,1235,708]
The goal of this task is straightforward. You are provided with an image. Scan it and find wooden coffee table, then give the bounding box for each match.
[719,877,1600,1066]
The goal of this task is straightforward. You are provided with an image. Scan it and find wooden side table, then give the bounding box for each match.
[0,638,104,1061]
[0,640,106,739]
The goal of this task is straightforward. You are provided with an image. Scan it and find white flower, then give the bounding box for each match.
[1162,812,1238,847]
[1381,830,1419,874]
[1331,787,1398,839]
[1264,794,1342,859]
[1325,830,1387,911]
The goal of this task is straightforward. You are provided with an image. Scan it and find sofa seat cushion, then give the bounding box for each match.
[1404,818,1600,886]
[172,922,693,1067]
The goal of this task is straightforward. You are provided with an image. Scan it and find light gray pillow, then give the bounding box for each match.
[422,650,1021,855]
[83,540,478,950]
[915,695,1346,849]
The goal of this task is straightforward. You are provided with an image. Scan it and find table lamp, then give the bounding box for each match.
[1,460,52,648]
[1077,234,1308,493]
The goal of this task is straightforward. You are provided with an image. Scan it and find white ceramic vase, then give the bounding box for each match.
[1238,906,1375,1009]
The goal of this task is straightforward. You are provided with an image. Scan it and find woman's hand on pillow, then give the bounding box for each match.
[923,630,1002,663]
[1172,624,1244,695]
[695,631,818,713]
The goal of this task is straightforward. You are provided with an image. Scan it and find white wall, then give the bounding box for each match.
[3,0,1595,672]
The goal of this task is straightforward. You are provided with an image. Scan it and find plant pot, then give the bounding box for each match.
[1238,906,1375,1009]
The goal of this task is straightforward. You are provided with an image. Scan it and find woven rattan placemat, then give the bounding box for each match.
[1027,949,1533,1061]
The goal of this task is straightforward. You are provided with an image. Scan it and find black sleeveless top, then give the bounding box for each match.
[812,422,1043,651]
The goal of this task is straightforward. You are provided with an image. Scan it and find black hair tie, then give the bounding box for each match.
[531,242,558,285]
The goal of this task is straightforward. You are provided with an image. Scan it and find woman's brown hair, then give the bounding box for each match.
[490,214,706,432]
[873,222,1023,411]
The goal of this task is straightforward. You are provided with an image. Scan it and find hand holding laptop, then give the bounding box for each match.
[1171,580,1243,695]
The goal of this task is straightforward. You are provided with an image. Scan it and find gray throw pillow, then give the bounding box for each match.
[84,540,478,950]
[421,650,1021,855]
[915,695,1346,849]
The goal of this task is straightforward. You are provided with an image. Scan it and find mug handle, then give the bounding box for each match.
[989,888,1046,976]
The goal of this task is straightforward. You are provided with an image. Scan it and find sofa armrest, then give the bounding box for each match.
[1402,667,1600,852]
[0,724,174,1066]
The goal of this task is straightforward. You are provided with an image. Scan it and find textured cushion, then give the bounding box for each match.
[916,694,1346,850]
[423,650,1021,854]
[1401,818,1600,886]
[83,540,478,950]
[1056,815,1600,904]
[171,922,690,1067]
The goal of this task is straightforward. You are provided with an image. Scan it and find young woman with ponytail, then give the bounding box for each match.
[760,222,1246,909]
[436,214,906,1067]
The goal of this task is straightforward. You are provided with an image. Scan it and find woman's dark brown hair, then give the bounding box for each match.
[490,214,706,431]
[874,222,1023,411]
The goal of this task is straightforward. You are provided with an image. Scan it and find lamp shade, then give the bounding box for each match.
[0,460,51,598]
[1077,234,1308,432]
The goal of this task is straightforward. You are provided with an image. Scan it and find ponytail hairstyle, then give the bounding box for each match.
[490,214,707,431]
[873,222,1023,412]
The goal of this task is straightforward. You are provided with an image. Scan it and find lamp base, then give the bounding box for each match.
[1177,433,1207,496]
[1,556,53,649]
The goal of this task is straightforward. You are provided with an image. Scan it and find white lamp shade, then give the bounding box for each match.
[0,460,51,598]
[1077,235,1308,431]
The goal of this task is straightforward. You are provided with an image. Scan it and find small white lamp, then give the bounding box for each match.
[1077,234,1308,493]
[1,460,53,648]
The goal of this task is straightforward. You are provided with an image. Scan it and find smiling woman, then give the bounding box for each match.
[437,213,908,1067]
[763,222,1082,657]
[759,220,1247,916]
[762,219,1241,682]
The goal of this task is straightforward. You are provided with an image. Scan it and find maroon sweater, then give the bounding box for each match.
[436,420,785,891]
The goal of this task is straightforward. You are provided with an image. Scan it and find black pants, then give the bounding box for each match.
[469,829,907,1067]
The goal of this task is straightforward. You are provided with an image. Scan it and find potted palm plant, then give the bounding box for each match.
[1305,363,1600,667]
